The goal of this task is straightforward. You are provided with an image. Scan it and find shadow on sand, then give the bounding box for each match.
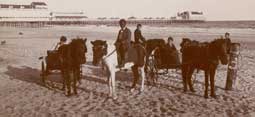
[5,65,46,86]
[3,65,134,92]
[86,63,135,83]
[4,65,221,98]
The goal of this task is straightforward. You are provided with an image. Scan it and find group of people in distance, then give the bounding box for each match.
[54,19,232,69]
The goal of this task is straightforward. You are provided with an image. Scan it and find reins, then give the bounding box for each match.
[103,49,116,59]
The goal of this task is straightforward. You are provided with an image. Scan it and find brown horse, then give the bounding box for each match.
[91,40,107,66]
[180,38,230,98]
[58,38,87,96]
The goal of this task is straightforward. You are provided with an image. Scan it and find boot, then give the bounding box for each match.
[116,60,124,69]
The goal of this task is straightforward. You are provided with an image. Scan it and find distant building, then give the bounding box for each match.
[128,16,137,20]
[176,11,206,21]
[50,12,88,21]
[0,1,88,22]
[0,2,49,22]
[97,17,107,20]
[0,2,47,9]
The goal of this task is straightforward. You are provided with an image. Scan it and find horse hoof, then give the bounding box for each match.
[211,94,217,99]
[140,89,144,92]
[183,89,187,93]
[140,87,145,92]
[204,95,209,99]
[108,95,112,98]
[66,93,72,97]
[190,89,196,93]
[113,96,118,100]
[130,88,135,93]
[139,90,144,94]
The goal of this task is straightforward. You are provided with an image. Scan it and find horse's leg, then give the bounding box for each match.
[210,67,217,98]
[187,67,195,92]
[181,65,188,92]
[104,64,113,98]
[66,71,72,96]
[108,75,113,97]
[73,69,78,95]
[204,70,209,98]
[131,65,139,92]
[61,70,66,91]
[78,65,82,85]
[111,71,117,100]
[139,66,145,92]
[107,68,113,98]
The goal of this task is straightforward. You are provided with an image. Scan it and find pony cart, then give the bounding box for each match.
[40,50,65,84]
[39,38,87,95]
[145,39,182,84]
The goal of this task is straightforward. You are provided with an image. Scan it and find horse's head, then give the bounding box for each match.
[180,38,192,47]
[225,38,232,54]
[70,38,87,64]
[91,40,108,65]
[180,38,192,53]
[211,38,229,65]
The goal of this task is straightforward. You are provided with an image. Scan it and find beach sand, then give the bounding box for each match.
[0,26,255,116]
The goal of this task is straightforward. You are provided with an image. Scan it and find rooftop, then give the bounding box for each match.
[0,1,47,6]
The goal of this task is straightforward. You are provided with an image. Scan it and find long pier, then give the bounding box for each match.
[0,19,205,27]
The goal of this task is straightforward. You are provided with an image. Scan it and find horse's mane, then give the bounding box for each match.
[70,38,87,64]
[146,39,165,46]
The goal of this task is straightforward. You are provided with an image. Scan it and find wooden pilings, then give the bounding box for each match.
[0,21,47,27]
[225,43,241,90]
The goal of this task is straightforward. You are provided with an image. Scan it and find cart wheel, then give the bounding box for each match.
[41,61,46,84]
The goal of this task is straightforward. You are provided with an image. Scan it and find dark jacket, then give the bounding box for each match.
[115,27,131,49]
[165,43,177,52]
[134,29,146,44]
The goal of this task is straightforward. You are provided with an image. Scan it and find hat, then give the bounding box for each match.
[225,32,230,36]
[168,36,173,41]
[60,36,67,42]
[119,19,127,25]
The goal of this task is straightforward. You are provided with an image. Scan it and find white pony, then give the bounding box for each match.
[101,45,146,100]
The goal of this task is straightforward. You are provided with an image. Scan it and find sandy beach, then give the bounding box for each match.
[0,25,255,116]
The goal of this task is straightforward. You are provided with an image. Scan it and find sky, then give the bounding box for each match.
[1,0,255,21]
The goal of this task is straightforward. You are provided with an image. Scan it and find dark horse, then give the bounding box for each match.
[144,39,165,72]
[58,38,87,96]
[91,40,107,66]
[180,38,230,98]
[145,39,166,56]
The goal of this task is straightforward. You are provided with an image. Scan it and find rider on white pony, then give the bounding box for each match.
[102,19,146,100]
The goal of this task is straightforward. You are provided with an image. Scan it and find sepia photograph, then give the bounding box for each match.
[0,0,255,116]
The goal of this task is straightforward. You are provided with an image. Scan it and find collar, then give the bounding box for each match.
[121,27,127,31]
